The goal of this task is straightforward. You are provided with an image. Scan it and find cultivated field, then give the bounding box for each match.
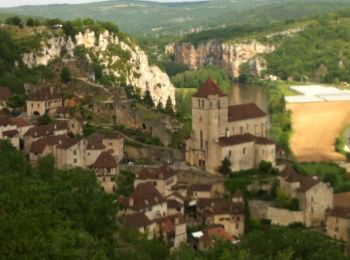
[287,101,350,162]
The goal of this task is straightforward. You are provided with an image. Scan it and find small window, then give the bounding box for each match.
[229,150,232,157]
[243,148,246,155]
[74,158,77,163]
[201,100,204,107]
[73,150,77,155]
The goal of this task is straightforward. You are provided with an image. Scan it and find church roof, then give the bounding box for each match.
[218,133,257,146]
[193,78,226,98]
[228,103,266,122]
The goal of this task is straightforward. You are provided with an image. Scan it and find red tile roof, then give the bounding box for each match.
[0,87,11,101]
[56,138,80,150]
[91,151,117,169]
[28,88,61,101]
[279,165,320,192]
[329,206,350,219]
[30,135,69,154]
[167,199,183,209]
[0,116,14,127]
[137,166,177,181]
[228,103,266,122]
[333,192,350,208]
[200,225,234,245]
[193,78,226,98]
[11,117,31,128]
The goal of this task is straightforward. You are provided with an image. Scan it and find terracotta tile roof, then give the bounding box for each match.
[24,121,68,137]
[329,206,350,219]
[154,213,186,226]
[200,225,234,245]
[218,133,256,146]
[56,137,80,150]
[256,136,275,145]
[197,198,245,216]
[28,88,61,101]
[334,192,350,208]
[120,182,166,210]
[91,151,117,169]
[10,117,31,128]
[137,166,177,181]
[3,129,18,137]
[30,135,68,154]
[0,116,14,127]
[0,87,11,101]
[228,103,266,122]
[0,110,7,117]
[118,212,151,229]
[193,78,226,98]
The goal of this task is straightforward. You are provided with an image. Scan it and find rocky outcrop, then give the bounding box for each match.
[22,30,175,106]
[170,40,275,77]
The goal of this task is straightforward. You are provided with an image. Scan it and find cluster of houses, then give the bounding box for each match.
[2,79,350,252]
[0,86,124,192]
[117,166,245,249]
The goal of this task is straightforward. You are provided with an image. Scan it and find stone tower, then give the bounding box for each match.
[186,78,228,172]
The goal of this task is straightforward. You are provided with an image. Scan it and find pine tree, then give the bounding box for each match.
[156,101,163,111]
[143,90,154,108]
[218,158,232,176]
[165,96,174,115]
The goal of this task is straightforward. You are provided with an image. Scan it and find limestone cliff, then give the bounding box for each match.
[22,30,175,106]
[169,40,275,77]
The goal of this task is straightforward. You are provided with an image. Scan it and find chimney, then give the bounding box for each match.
[129,198,133,207]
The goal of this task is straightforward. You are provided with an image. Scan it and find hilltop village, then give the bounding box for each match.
[1,75,350,253]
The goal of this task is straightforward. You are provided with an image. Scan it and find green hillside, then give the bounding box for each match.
[2,0,350,37]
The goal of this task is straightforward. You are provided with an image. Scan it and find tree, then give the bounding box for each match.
[165,96,174,115]
[26,18,35,27]
[5,16,21,26]
[258,160,273,174]
[289,198,300,211]
[323,172,338,187]
[37,114,53,126]
[143,90,154,109]
[6,94,25,108]
[276,189,290,208]
[116,170,135,196]
[156,101,163,111]
[218,158,232,176]
[60,67,71,83]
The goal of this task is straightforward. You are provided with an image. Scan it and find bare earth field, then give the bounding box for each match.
[287,101,350,162]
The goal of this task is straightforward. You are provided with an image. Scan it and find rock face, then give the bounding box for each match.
[170,40,275,77]
[22,30,175,106]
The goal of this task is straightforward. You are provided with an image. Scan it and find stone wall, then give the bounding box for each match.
[267,207,304,226]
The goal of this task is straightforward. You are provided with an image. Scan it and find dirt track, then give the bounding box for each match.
[287,101,350,162]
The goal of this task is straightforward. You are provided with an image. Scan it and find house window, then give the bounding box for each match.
[243,148,246,155]
[73,150,77,155]
[229,150,232,157]
[37,104,40,108]
[200,130,203,149]
[201,100,204,108]
[74,158,77,164]
[335,227,339,232]
[240,126,244,135]
[198,99,200,107]
[218,100,221,109]
[31,103,33,108]
[236,223,239,229]
[109,142,113,146]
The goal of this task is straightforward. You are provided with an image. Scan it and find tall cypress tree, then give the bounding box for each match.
[143,90,154,108]
[165,96,174,115]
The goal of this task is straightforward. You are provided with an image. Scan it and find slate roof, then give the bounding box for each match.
[91,151,117,169]
[137,166,177,181]
[228,103,266,122]
[193,78,226,98]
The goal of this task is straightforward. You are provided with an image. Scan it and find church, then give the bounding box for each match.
[186,78,276,174]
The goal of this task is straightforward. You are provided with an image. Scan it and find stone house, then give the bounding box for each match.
[26,88,62,117]
[167,199,184,215]
[91,151,118,193]
[118,212,158,240]
[55,138,85,169]
[134,166,178,196]
[23,121,68,152]
[84,132,124,166]
[278,165,333,227]
[0,116,20,149]
[196,192,245,239]
[186,78,276,174]
[0,87,11,109]
[119,182,168,220]
[326,192,350,241]
[187,182,225,201]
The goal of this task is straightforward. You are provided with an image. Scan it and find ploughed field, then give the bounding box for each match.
[287,101,350,162]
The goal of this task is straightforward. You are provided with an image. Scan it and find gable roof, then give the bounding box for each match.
[56,137,80,150]
[11,117,31,128]
[193,78,226,98]
[329,206,350,219]
[137,166,177,181]
[0,87,11,101]
[120,182,166,210]
[28,88,61,101]
[228,103,266,122]
[24,121,68,137]
[91,151,117,168]
[218,133,256,146]
[30,135,68,154]
[279,165,320,192]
